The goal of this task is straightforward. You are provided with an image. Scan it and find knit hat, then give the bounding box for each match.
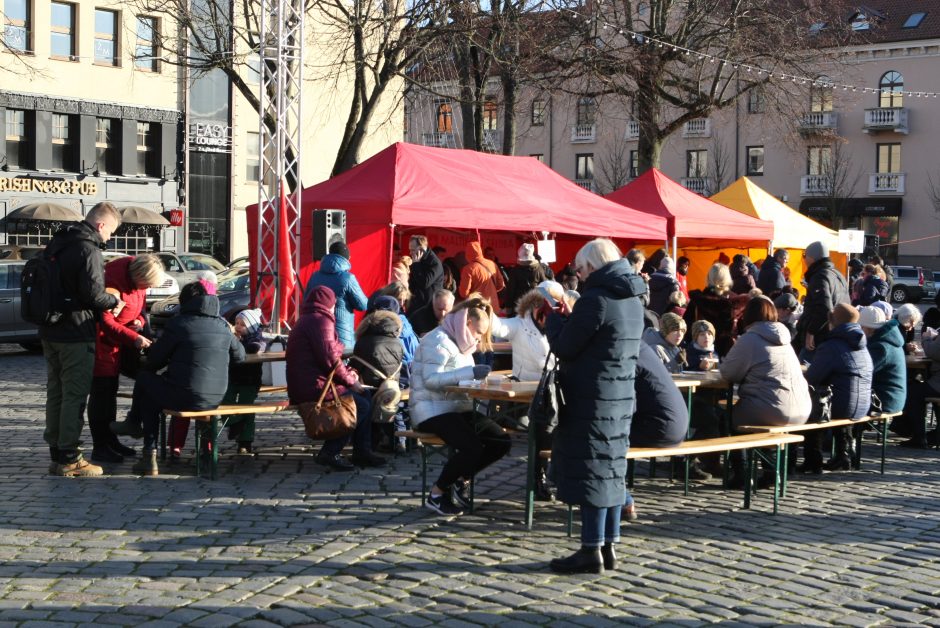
[829,303,859,327]
[895,303,921,326]
[329,240,351,260]
[196,270,218,295]
[660,312,686,336]
[805,241,829,262]
[236,308,263,336]
[371,295,400,315]
[659,256,676,275]
[518,243,536,262]
[870,300,894,321]
[774,293,799,310]
[690,319,715,339]
[857,305,886,329]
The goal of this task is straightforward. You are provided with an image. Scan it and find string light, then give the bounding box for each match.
[560,7,940,98]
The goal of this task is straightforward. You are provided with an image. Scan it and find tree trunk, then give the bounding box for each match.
[500,68,517,155]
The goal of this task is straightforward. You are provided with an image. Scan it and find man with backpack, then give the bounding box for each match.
[35,202,122,477]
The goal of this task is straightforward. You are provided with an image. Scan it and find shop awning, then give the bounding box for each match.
[119,206,170,225]
[799,197,902,218]
[6,202,82,222]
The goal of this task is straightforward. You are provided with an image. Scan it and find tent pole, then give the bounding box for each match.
[672,235,678,259]
[388,223,397,284]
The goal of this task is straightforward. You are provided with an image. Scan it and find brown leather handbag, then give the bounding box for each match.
[298,364,357,440]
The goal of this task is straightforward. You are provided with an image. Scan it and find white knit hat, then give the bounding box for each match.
[236,308,263,336]
[518,243,536,262]
[857,305,886,329]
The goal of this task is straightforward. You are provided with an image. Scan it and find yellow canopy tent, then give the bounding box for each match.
[711,177,846,296]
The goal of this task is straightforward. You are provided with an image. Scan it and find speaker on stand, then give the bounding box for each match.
[312,209,347,261]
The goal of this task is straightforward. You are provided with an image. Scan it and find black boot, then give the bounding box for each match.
[549,547,604,574]
[823,428,852,471]
[601,543,617,570]
[535,465,556,502]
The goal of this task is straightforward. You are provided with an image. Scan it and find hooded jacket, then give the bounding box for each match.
[143,294,245,409]
[458,242,505,308]
[630,343,690,448]
[39,221,119,343]
[855,274,889,307]
[720,321,811,427]
[94,256,148,377]
[303,253,368,349]
[408,248,444,312]
[546,258,646,508]
[805,322,873,420]
[797,257,850,346]
[642,326,686,374]
[352,310,404,387]
[756,255,787,295]
[647,269,681,316]
[287,286,360,405]
[866,319,906,413]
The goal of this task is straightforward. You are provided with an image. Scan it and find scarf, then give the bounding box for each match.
[440,308,478,355]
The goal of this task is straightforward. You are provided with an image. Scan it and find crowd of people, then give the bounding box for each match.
[33,210,939,574]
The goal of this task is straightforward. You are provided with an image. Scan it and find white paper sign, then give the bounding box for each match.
[536,239,556,264]
[838,229,865,253]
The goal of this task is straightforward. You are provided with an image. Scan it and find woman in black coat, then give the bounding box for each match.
[545,239,646,574]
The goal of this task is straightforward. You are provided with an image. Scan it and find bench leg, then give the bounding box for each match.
[781,444,789,499]
[524,421,536,530]
[210,415,219,481]
[743,449,755,510]
[567,505,573,537]
[627,459,635,489]
[468,473,475,514]
[194,423,202,478]
[684,454,690,496]
[853,424,863,470]
[880,419,888,475]
[773,444,781,515]
[159,412,167,461]
[420,445,428,506]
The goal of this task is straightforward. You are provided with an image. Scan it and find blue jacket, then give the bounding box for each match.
[855,275,889,307]
[399,314,418,365]
[756,255,787,295]
[866,319,906,413]
[630,343,689,448]
[304,254,368,349]
[805,322,873,420]
[546,258,646,508]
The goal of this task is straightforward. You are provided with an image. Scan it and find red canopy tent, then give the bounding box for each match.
[604,168,774,290]
[247,142,667,319]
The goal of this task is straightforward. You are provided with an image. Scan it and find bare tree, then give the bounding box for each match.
[927,169,940,218]
[818,139,862,230]
[710,134,732,193]
[597,134,632,194]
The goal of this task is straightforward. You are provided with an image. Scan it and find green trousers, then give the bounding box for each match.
[223,383,259,442]
[42,340,95,456]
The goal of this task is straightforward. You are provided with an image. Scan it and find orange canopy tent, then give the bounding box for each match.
[605,168,774,291]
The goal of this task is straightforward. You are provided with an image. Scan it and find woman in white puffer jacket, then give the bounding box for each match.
[490,285,563,381]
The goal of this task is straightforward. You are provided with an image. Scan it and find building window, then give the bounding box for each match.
[876,143,901,173]
[879,71,903,108]
[436,103,452,133]
[746,146,765,176]
[51,114,73,170]
[136,122,156,175]
[50,2,76,59]
[135,16,158,71]
[575,153,594,180]
[686,149,707,178]
[576,97,596,126]
[807,145,832,175]
[5,109,27,168]
[95,118,113,174]
[902,12,926,28]
[530,154,544,163]
[94,9,119,66]
[483,100,498,131]
[531,100,545,126]
[629,150,638,179]
[747,88,765,114]
[3,0,30,52]
[246,130,259,181]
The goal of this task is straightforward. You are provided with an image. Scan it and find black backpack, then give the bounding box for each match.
[21,245,70,326]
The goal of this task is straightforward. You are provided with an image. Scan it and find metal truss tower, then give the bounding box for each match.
[257,0,304,332]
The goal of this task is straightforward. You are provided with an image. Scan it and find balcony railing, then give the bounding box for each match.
[571,123,596,143]
[863,108,909,134]
[681,177,711,195]
[625,120,640,140]
[800,175,831,196]
[869,172,906,194]
[573,178,596,192]
[799,111,839,133]
[682,118,711,138]
[422,132,457,148]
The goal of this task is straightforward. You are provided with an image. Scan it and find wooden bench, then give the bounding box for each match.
[540,432,804,527]
[161,402,292,479]
[395,430,476,511]
[737,412,902,481]
[259,385,287,394]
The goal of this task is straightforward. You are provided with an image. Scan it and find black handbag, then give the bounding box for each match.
[527,352,563,435]
[808,384,833,424]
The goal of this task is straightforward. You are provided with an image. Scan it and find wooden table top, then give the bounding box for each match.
[242,351,286,364]
[445,380,538,402]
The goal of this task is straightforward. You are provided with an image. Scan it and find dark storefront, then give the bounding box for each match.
[799,197,902,263]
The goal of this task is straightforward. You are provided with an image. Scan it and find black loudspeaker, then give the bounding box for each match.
[312,209,347,261]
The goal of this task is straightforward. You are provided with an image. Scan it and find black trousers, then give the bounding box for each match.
[87,376,121,451]
[131,371,200,451]
[419,411,512,490]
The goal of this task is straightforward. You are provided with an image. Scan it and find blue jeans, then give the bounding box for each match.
[321,391,373,457]
[580,505,622,547]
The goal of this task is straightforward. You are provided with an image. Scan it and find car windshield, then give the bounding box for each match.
[218,271,249,293]
[179,254,225,272]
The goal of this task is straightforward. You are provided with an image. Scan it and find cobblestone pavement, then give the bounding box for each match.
[1,343,939,627]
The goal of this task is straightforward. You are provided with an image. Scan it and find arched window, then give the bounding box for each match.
[437,103,453,133]
[879,71,904,108]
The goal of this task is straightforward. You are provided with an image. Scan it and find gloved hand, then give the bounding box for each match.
[472,364,492,380]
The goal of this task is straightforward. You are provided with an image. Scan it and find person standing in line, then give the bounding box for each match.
[407,235,444,312]
[756,249,790,297]
[545,238,646,574]
[504,243,546,316]
[796,241,850,362]
[41,201,122,477]
[304,241,368,350]
[675,256,691,301]
[458,241,506,309]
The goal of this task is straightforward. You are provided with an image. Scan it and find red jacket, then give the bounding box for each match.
[286,285,359,405]
[93,256,147,377]
[459,241,505,308]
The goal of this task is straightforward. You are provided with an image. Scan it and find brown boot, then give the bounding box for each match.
[54,458,104,477]
[132,450,159,476]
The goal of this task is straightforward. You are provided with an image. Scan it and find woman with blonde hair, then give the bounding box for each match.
[683,262,749,356]
[410,293,512,515]
[392,255,412,285]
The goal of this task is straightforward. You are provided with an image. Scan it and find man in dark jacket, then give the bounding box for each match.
[111,282,245,476]
[41,202,121,477]
[796,241,850,361]
[756,249,789,296]
[630,343,689,448]
[504,243,546,316]
[407,235,444,312]
[409,288,454,336]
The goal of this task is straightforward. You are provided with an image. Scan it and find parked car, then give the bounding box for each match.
[887,265,935,303]
[0,260,40,351]
[227,256,249,269]
[155,251,226,288]
[149,278,250,333]
[0,245,44,261]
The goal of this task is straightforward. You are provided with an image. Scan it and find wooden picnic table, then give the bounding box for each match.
[906,354,930,370]
[242,350,286,364]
